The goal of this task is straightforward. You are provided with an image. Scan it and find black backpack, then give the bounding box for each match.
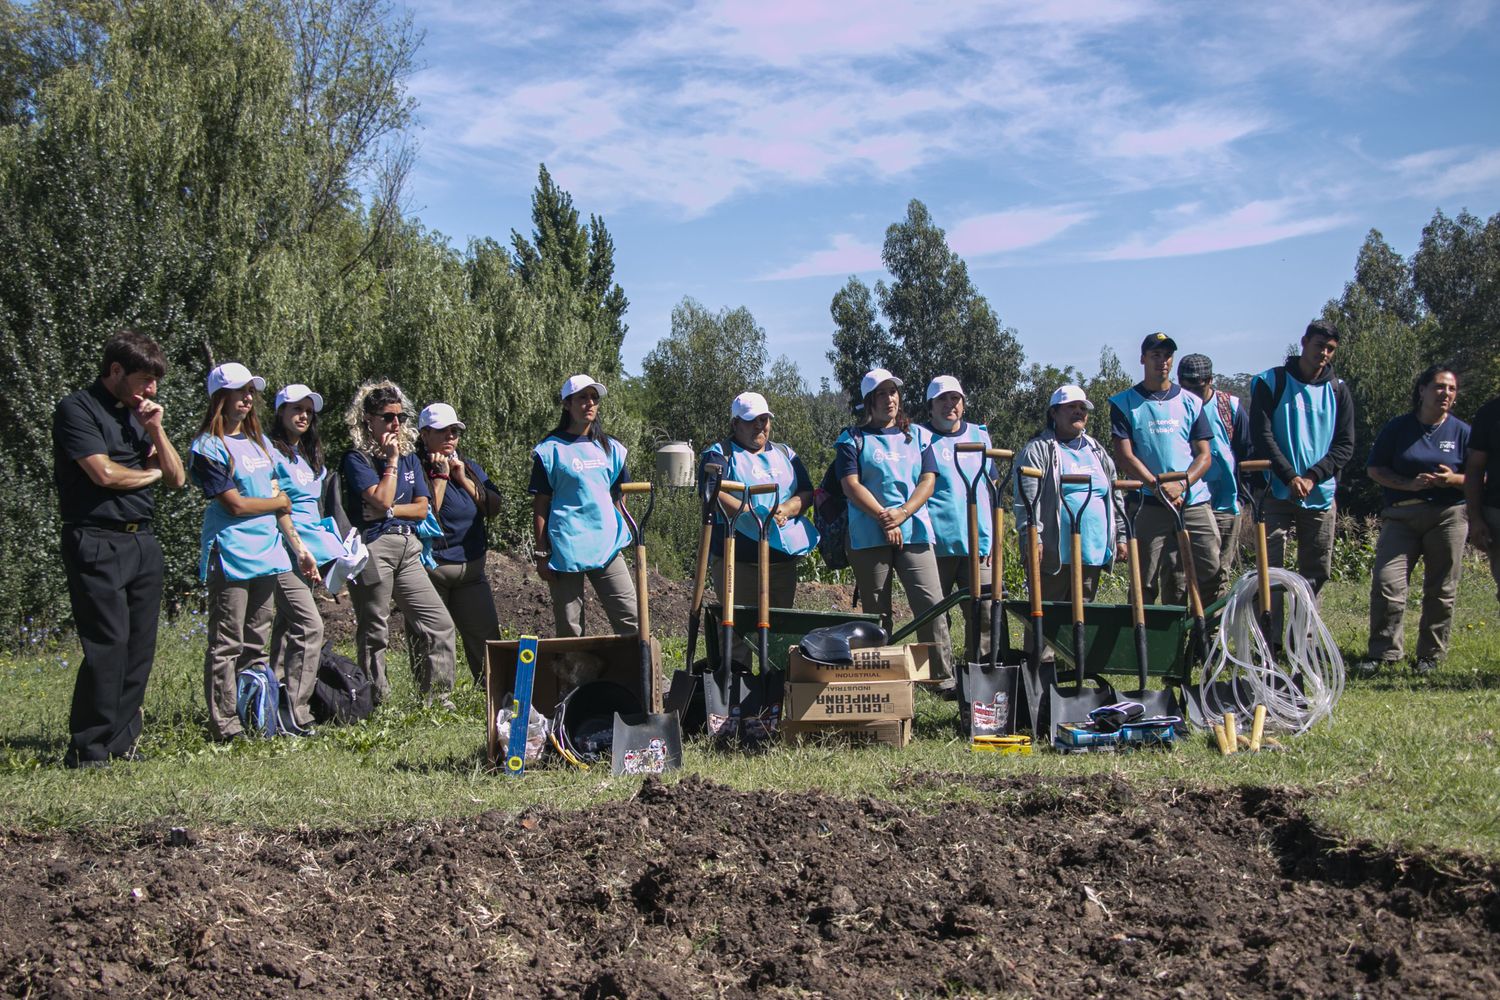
[310,642,375,725]
[814,428,862,571]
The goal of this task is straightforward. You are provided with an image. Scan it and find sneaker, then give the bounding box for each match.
[1353,659,1383,679]
[1412,658,1438,676]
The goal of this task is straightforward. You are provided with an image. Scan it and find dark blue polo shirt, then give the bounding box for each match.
[341,450,430,542]
[1366,412,1470,507]
[431,458,500,564]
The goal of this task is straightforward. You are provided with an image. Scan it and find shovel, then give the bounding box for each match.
[742,481,786,743]
[955,443,1018,737]
[611,482,684,775]
[1113,478,1185,722]
[1238,459,1275,643]
[1015,465,1049,737]
[1043,473,1118,744]
[702,480,751,741]
[664,462,723,730]
[1158,472,1228,730]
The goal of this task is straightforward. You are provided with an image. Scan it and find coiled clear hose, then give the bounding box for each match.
[1196,567,1345,735]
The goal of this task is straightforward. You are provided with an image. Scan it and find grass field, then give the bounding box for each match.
[2,557,1497,860]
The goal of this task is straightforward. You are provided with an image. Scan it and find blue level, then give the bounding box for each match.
[504,635,540,777]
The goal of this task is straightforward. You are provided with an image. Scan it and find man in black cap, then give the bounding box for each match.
[52,329,186,767]
[1248,320,1354,607]
[1177,353,1252,598]
[1108,333,1218,604]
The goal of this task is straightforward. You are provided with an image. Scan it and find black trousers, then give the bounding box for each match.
[60,526,163,764]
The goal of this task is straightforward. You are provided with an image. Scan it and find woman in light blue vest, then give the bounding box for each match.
[700,391,817,667]
[529,374,638,637]
[920,375,996,672]
[1014,385,1127,609]
[837,368,952,678]
[190,363,318,742]
[267,383,345,732]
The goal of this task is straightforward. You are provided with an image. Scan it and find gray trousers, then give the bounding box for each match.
[710,557,799,669]
[203,558,276,741]
[1026,565,1104,662]
[428,558,500,683]
[935,553,993,663]
[847,542,953,680]
[1136,502,1221,605]
[269,570,323,728]
[1368,502,1467,662]
[1207,509,1244,598]
[1264,497,1336,596]
[546,551,639,637]
[1483,506,1500,603]
[348,532,457,702]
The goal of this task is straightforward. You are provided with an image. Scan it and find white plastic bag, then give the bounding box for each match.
[495,704,550,763]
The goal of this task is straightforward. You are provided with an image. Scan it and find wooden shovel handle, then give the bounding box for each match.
[719,480,748,492]
[1060,473,1092,485]
[1240,459,1272,473]
[634,542,650,638]
[747,483,778,496]
[1157,471,1188,484]
[1112,479,1143,491]
[987,448,1014,460]
[1176,528,1205,617]
[1019,466,1044,480]
[955,442,985,453]
[690,522,713,613]
[620,482,653,495]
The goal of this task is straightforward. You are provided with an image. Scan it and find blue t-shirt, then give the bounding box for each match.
[1109,383,1212,506]
[430,457,499,564]
[190,432,292,582]
[1366,413,1470,507]
[341,450,431,543]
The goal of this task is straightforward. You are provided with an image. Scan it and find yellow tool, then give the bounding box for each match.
[971,734,1033,755]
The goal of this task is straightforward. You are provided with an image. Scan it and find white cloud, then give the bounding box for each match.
[759,234,883,281]
[948,206,1094,257]
[1099,200,1350,260]
[1104,109,1265,159]
[1394,146,1500,199]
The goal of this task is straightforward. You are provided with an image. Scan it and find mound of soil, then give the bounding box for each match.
[2,776,1496,998]
[319,551,873,644]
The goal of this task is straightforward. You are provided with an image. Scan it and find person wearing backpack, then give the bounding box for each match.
[919,376,996,679]
[341,380,458,709]
[1177,354,1252,600]
[419,402,502,684]
[838,368,952,679]
[529,375,638,637]
[1249,320,1356,607]
[190,363,319,742]
[266,383,345,733]
[699,392,818,668]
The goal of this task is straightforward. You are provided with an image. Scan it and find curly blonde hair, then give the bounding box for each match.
[346,378,418,458]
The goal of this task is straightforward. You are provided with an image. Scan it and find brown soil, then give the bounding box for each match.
[320,551,880,644]
[3,776,1495,998]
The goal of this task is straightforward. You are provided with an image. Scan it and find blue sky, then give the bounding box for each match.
[401,0,1500,385]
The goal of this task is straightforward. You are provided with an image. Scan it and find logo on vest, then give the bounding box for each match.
[571,456,607,473]
[870,446,902,464]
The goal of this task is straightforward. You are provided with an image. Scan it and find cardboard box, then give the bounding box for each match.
[786,643,935,683]
[783,679,914,723]
[782,718,912,748]
[484,635,660,768]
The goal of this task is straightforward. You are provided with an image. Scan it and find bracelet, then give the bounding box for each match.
[534,550,551,559]
[429,472,449,481]
[381,467,398,478]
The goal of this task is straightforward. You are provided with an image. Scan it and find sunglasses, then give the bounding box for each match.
[377,412,405,424]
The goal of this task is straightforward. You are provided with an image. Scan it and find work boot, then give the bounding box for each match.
[1412,658,1437,677]
[1353,659,1384,679]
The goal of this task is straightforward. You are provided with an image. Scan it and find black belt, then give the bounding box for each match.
[70,519,152,533]
[364,523,416,541]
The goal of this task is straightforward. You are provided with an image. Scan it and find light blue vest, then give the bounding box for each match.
[1253,367,1339,510]
[533,434,631,573]
[191,433,292,582]
[922,422,993,558]
[702,441,817,556]
[1108,386,1209,505]
[1201,393,1242,514]
[271,448,346,566]
[840,425,936,550]
[1057,438,1109,567]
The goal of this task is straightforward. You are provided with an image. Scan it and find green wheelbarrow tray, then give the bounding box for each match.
[703,604,882,673]
[1002,594,1230,683]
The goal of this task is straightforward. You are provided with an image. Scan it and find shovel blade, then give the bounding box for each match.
[962,660,1022,740]
[1119,684,1185,731]
[610,712,684,775]
[664,670,706,735]
[1046,672,1120,746]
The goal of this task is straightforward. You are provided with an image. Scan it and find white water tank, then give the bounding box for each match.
[654,441,696,488]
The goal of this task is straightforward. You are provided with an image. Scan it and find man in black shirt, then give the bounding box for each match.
[52,330,185,767]
[1466,394,1500,602]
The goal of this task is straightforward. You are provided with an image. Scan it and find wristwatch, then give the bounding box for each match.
[534,549,551,560]
[384,506,395,521]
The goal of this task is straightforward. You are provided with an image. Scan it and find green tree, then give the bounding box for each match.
[640,298,769,452]
[827,276,891,407]
[1413,209,1500,405]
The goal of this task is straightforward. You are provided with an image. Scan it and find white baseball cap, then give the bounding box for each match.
[731,391,774,422]
[274,383,323,412]
[859,367,903,398]
[206,362,265,396]
[560,374,607,401]
[926,375,965,401]
[419,402,465,431]
[1048,384,1095,410]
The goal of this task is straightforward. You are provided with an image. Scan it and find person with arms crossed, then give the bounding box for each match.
[1108,333,1217,604]
[52,329,185,767]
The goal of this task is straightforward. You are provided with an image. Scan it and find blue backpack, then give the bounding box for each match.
[236,665,283,738]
